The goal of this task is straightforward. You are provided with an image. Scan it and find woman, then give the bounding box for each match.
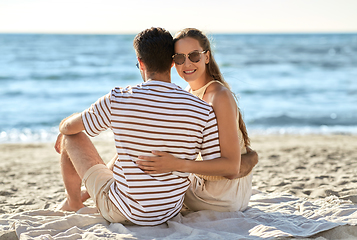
[137,28,257,212]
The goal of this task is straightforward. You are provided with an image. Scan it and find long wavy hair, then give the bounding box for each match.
[174,28,250,147]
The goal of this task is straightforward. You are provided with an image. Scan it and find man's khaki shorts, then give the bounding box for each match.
[83,164,131,224]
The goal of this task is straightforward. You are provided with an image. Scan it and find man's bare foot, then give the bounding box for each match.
[56,198,85,212]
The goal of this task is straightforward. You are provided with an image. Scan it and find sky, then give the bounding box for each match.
[0,0,356,34]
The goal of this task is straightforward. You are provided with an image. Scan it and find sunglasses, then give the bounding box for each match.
[172,50,207,65]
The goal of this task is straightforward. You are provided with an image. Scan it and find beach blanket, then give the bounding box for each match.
[1,191,357,240]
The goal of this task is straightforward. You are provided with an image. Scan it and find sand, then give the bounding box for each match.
[0,134,356,239]
[251,134,357,202]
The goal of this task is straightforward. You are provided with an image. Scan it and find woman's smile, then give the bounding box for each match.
[183,69,196,74]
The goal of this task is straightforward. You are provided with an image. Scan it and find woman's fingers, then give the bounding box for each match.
[137,151,174,174]
[136,160,154,167]
[137,150,166,162]
[138,155,159,161]
[138,165,155,171]
[151,150,167,156]
[142,170,157,174]
[136,162,159,174]
[136,160,161,172]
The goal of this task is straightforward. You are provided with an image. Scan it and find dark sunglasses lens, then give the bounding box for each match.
[173,54,185,65]
[188,51,201,63]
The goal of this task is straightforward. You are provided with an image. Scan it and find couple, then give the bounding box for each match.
[55,27,258,226]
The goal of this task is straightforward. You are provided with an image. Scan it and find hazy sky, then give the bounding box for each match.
[0,0,356,34]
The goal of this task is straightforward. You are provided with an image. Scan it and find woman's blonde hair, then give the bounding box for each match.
[174,28,250,147]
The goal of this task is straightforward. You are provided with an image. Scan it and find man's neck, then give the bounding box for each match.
[144,71,171,83]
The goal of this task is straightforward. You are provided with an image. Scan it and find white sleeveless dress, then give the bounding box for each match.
[184,81,253,212]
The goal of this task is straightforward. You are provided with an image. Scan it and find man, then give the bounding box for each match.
[55,27,257,226]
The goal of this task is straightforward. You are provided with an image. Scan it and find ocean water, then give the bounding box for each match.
[1,33,357,143]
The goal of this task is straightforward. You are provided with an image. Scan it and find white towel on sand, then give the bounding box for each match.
[1,191,357,240]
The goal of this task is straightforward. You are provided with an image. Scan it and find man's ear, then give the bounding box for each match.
[171,60,175,68]
[138,58,145,71]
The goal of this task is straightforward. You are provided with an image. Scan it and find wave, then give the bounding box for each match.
[1,120,356,144]
[249,114,357,127]
[249,126,357,135]
[0,127,114,143]
[0,127,59,143]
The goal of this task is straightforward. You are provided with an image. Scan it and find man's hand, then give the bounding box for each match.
[246,146,258,167]
[236,146,258,178]
[54,133,63,154]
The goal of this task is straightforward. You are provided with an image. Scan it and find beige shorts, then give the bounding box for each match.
[83,164,131,224]
[184,172,253,212]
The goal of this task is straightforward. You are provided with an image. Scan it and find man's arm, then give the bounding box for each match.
[235,147,258,178]
[59,113,85,135]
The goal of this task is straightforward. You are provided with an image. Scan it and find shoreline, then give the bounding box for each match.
[0,133,356,215]
[1,129,357,145]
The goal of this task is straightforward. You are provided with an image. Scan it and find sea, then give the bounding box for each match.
[1,33,357,143]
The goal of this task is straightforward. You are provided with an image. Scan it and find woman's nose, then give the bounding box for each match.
[184,56,191,66]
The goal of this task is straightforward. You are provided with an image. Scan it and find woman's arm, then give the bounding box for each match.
[203,83,258,178]
[137,83,250,179]
[137,148,258,179]
[206,85,242,178]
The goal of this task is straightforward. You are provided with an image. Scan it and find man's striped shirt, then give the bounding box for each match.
[81,80,220,226]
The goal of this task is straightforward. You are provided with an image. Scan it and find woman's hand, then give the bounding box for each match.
[54,133,63,154]
[137,150,181,174]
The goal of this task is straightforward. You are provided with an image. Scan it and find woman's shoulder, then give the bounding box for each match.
[203,82,237,119]
[206,81,235,104]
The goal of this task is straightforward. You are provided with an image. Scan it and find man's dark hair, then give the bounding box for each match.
[133,27,174,73]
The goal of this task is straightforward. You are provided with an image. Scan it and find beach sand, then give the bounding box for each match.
[0,134,356,239]
[251,134,357,202]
